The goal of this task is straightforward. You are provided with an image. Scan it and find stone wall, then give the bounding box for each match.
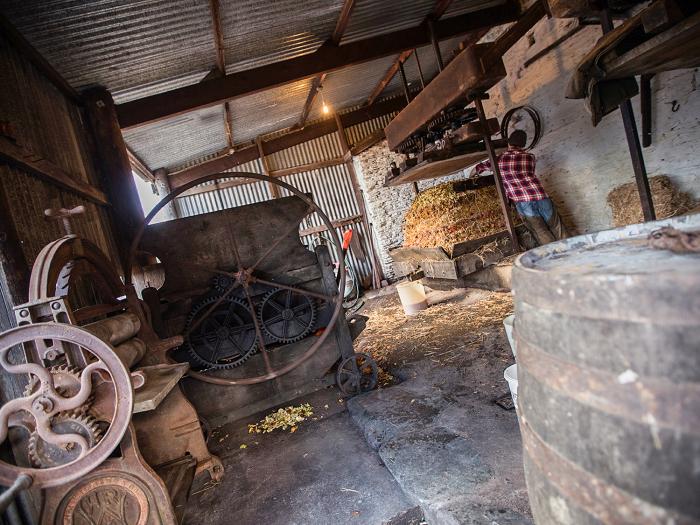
[353,16,700,279]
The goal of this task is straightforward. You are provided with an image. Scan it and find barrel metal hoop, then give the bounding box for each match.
[518,338,700,435]
[520,420,697,525]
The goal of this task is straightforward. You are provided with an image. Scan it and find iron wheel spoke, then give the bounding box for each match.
[252,278,334,303]
[185,280,240,336]
[248,206,313,273]
[266,299,284,313]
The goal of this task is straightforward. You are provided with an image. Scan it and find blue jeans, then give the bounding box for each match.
[515,198,554,222]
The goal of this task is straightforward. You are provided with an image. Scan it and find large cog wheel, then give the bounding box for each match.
[28,411,102,468]
[258,288,317,344]
[185,295,258,369]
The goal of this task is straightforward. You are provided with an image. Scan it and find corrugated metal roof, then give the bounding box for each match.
[122,104,229,170]
[3,0,510,170]
[1,0,216,98]
[221,0,345,73]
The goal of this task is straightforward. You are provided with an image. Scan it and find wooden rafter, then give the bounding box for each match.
[297,0,357,128]
[208,0,235,150]
[116,1,520,129]
[127,147,154,182]
[364,0,456,106]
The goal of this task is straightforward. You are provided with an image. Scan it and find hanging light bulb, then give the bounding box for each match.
[319,87,331,115]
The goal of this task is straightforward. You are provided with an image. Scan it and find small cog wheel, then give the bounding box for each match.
[184,295,257,369]
[212,273,236,294]
[23,365,92,414]
[28,412,102,468]
[258,288,317,344]
[336,353,378,395]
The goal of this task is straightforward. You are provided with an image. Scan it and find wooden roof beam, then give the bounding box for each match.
[297,0,357,128]
[116,0,521,129]
[208,0,235,150]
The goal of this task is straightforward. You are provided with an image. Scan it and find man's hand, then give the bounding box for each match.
[468,167,478,179]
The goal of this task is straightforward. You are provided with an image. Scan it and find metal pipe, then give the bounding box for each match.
[0,474,32,515]
[398,61,411,104]
[600,8,655,221]
[427,18,444,72]
[414,49,426,89]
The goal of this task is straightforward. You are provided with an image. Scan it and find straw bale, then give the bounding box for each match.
[607,175,696,227]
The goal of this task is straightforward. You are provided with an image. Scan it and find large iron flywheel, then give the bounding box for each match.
[126,172,346,386]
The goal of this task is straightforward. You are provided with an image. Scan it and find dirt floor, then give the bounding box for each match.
[186,286,529,525]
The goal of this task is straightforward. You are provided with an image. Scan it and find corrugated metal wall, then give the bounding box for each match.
[172,123,389,285]
[0,32,117,270]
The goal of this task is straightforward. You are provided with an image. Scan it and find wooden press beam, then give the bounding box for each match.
[384,1,545,150]
[208,0,235,150]
[169,95,406,189]
[365,0,457,106]
[116,1,520,129]
[297,0,357,128]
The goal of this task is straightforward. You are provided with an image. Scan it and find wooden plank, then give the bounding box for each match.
[270,157,344,178]
[169,96,406,189]
[0,178,30,304]
[299,214,362,237]
[256,137,280,198]
[133,363,189,413]
[483,1,546,62]
[384,45,507,150]
[116,2,521,129]
[0,136,110,205]
[350,129,385,156]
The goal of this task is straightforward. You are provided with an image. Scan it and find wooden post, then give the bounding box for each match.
[398,61,412,104]
[472,96,520,251]
[255,137,281,199]
[427,18,445,72]
[0,180,30,305]
[153,168,179,220]
[82,87,144,274]
[334,113,383,289]
[600,9,656,222]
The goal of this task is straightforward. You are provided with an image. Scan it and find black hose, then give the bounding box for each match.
[500,106,542,151]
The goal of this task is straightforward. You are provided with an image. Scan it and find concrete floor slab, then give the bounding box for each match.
[185,389,421,525]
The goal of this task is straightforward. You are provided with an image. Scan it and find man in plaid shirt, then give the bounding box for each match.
[472,130,568,245]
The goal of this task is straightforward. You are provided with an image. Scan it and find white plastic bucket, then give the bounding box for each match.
[503,314,516,358]
[396,281,428,316]
[504,364,518,408]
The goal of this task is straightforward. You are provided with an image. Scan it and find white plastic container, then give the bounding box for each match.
[503,314,516,358]
[396,281,428,316]
[504,364,518,408]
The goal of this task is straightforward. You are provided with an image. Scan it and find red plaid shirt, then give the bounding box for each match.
[475,147,548,202]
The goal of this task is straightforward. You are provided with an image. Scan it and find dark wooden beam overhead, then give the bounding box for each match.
[208,0,235,150]
[297,0,357,128]
[127,146,154,182]
[169,95,406,189]
[366,50,414,106]
[483,0,546,62]
[116,1,520,129]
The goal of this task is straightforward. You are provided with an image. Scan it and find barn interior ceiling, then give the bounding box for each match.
[1,0,513,172]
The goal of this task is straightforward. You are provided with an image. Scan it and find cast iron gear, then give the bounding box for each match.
[27,411,102,468]
[212,273,236,294]
[336,353,378,395]
[258,288,317,344]
[23,365,92,414]
[185,295,258,369]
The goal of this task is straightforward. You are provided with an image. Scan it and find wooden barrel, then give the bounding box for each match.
[512,214,700,525]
